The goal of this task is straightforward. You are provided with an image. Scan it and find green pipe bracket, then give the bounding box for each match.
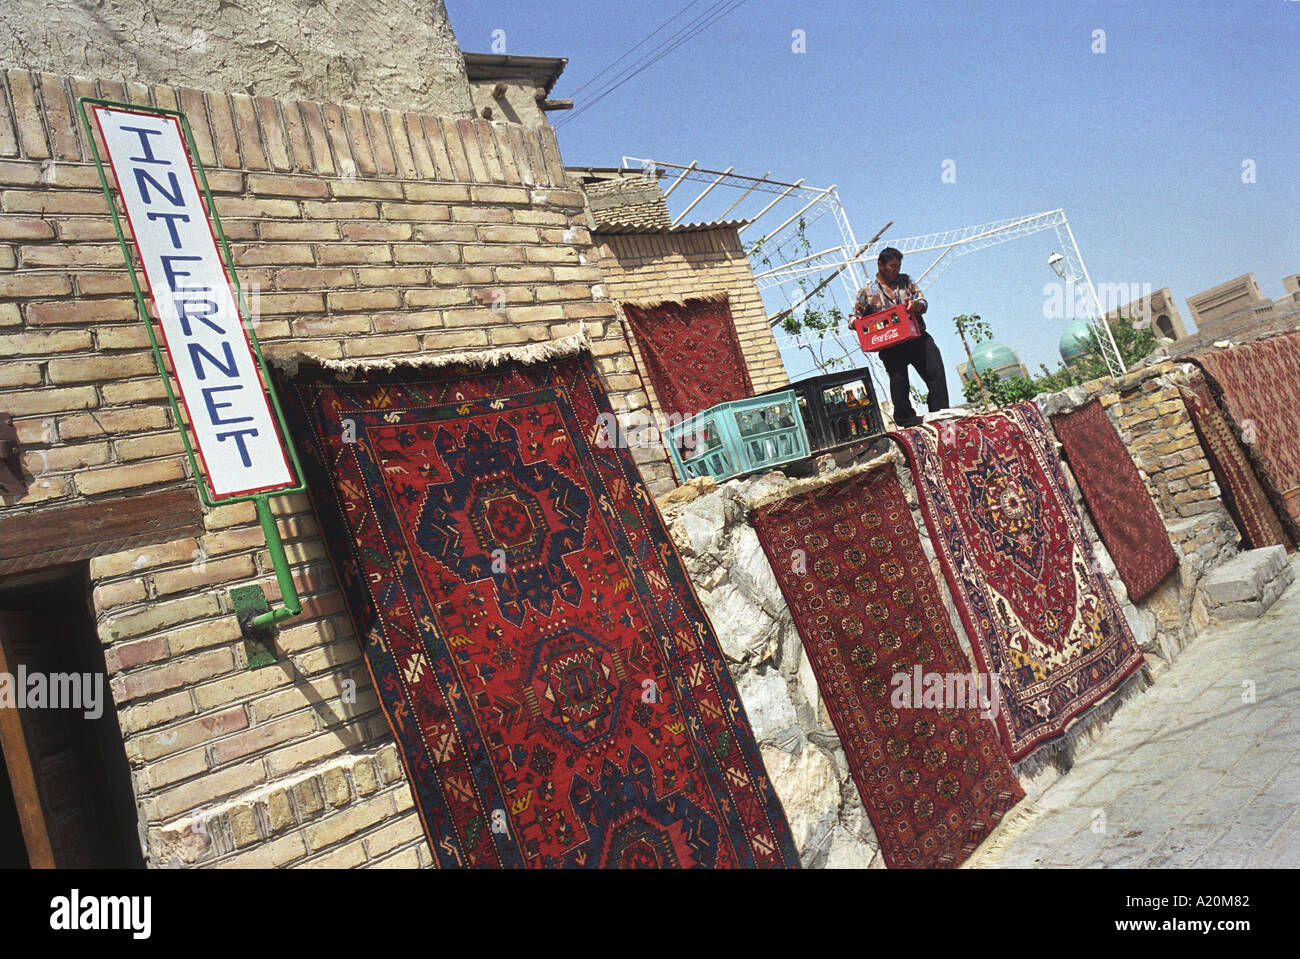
[231,494,303,669]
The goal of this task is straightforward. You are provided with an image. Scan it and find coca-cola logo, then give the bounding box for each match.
[872,328,901,344]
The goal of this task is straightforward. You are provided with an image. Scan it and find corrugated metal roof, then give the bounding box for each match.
[592,219,750,235]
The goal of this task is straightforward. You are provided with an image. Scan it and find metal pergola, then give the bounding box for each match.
[621,156,868,298]
[755,208,1126,378]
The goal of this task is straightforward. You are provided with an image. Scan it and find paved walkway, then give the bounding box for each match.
[988,555,1300,868]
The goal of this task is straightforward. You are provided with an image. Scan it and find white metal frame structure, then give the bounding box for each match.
[621,156,868,297]
[612,159,1125,383]
[756,208,1126,377]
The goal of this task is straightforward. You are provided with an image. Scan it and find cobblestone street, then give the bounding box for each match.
[987,555,1300,868]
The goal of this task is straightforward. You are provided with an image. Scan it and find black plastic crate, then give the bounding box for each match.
[761,365,885,455]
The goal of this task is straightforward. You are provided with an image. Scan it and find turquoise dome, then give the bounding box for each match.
[971,340,1020,373]
[1059,320,1095,363]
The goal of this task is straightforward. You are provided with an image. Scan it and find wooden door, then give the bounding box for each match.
[0,610,104,868]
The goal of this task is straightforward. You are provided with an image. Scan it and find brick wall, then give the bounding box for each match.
[593,224,789,489]
[0,66,670,867]
[581,176,670,228]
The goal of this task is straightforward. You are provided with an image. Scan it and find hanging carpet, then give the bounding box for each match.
[751,463,1025,868]
[890,403,1145,762]
[621,294,754,418]
[1177,371,1291,551]
[276,337,798,868]
[1192,331,1300,540]
[1049,399,1179,603]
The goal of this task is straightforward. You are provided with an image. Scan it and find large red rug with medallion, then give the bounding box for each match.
[752,464,1025,867]
[277,340,798,868]
[1049,399,1179,603]
[891,403,1145,762]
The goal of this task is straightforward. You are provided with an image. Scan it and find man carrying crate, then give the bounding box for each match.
[854,247,950,427]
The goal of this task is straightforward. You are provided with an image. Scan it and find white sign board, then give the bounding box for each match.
[90,106,294,498]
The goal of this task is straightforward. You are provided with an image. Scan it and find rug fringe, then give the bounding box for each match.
[265,332,592,376]
[1010,668,1149,781]
[747,451,898,513]
[623,292,730,311]
[961,795,1041,869]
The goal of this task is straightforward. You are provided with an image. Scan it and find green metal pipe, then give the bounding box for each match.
[251,495,302,628]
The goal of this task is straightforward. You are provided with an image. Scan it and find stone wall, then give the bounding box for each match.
[0,65,672,867]
[661,471,885,867]
[654,359,1249,863]
[0,1,473,116]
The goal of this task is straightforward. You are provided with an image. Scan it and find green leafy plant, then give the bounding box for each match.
[752,218,859,376]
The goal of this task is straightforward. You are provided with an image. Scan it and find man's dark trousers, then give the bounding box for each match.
[879,332,949,425]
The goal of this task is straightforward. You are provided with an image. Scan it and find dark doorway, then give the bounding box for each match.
[0,565,143,868]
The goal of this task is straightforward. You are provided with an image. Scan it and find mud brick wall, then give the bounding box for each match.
[0,65,670,867]
[593,224,789,489]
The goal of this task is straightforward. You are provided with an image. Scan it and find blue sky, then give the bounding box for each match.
[446,1,1299,387]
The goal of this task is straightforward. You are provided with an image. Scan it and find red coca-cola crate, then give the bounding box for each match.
[853,304,922,353]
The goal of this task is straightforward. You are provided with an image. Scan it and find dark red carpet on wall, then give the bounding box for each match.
[277,344,798,868]
[1193,332,1300,540]
[1179,372,1291,551]
[891,403,1145,762]
[1049,399,1178,603]
[621,294,754,417]
[752,465,1025,868]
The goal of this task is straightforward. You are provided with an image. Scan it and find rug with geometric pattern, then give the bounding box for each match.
[622,294,754,418]
[1050,399,1179,603]
[752,463,1025,867]
[278,344,798,867]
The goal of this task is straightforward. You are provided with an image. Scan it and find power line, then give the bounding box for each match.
[565,0,706,100]
[555,0,751,129]
[556,1,735,129]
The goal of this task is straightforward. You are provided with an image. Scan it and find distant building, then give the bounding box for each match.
[1171,272,1300,355]
[1103,286,1187,344]
[958,339,1029,387]
[1059,318,1096,366]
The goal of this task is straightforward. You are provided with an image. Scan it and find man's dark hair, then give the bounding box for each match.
[878,247,903,266]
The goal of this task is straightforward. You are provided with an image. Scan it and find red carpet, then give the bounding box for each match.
[621,294,754,417]
[891,403,1145,762]
[278,344,798,868]
[752,464,1025,867]
[1194,332,1300,540]
[1179,372,1291,551]
[1050,399,1179,602]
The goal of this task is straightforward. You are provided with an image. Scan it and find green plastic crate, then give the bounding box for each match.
[665,390,809,483]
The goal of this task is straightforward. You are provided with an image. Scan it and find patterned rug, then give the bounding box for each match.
[277,341,798,868]
[891,403,1145,761]
[752,464,1025,868]
[1193,332,1300,539]
[621,294,754,417]
[1050,399,1179,603]
[1178,371,1291,551]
